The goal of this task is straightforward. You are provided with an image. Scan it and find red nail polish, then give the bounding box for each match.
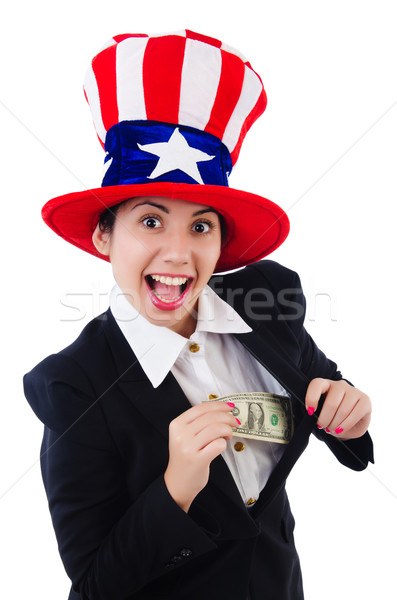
[226,402,235,407]
[235,418,241,425]
[317,424,323,429]
[307,406,315,416]
[325,428,331,433]
[335,427,344,434]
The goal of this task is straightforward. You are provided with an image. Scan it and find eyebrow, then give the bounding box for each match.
[131,201,218,217]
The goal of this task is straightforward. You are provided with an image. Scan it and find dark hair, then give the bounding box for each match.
[98,201,125,233]
[98,199,228,245]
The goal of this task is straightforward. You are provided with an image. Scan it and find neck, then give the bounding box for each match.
[167,312,197,339]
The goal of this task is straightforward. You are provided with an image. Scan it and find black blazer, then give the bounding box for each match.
[24,261,374,600]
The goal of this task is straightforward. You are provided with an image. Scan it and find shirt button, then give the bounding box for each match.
[189,343,200,353]
[208,393,218,400]
[234,441,245,452]
[246,498,256,506]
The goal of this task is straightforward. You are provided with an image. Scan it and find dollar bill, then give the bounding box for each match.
[204,392,294,444]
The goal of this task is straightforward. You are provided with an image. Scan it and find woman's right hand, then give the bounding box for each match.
[164,401,238,513]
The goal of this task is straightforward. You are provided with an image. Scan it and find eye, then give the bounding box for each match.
[192,221,210,233]
[142,216,161,228]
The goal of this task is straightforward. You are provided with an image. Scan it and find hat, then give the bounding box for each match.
[42,29,289,273]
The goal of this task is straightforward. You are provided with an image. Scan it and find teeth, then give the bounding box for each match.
[153,293,180,303]
[150,274,188,286]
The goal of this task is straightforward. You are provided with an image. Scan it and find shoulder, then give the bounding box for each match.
[210,260,301,294]
[210,260,305,317]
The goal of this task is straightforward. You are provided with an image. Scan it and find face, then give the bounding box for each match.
[93,196,222,337]
[249,403,262,419]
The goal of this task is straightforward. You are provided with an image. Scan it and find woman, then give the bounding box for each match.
[24,30,373,599]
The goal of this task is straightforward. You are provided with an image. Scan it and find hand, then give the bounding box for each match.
[164,401,238,513]
[305,378,371,440]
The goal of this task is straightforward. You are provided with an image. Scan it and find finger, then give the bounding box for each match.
[172,421,233,462]
[316,384,347,429]
[170,411,235,450]
[194,422,235,451]
[325,390,359,432]
[172,400,234,427]
[327,394,371,437]
[188,410,238,438]
[305,378,331,415]
[191,400,236,420]
[200,437,228,463]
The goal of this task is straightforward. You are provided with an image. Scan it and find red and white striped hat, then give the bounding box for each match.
[42,30,289,272]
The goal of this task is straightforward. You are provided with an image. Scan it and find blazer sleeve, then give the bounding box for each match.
[23,354,219,600]
[280,267,374,471]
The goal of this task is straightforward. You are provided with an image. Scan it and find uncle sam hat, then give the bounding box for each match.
[42,30,289,273]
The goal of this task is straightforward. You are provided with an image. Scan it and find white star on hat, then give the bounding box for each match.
[137,128,215,184]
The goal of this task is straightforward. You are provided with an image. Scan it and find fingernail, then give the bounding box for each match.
[307,406,315,416]
[235,418,241,425]
[317,424,323,429]
[226,402,235,407]
[335,427,344,434]
[325,428,331,433]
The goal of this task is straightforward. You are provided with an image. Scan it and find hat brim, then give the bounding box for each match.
[41,182,289,273]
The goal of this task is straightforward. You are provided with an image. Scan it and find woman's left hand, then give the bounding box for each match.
[305,378,372,440]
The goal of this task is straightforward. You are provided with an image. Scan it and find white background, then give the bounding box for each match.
[1,1,396,598]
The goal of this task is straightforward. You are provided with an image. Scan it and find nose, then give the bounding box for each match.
[159,228,191,265]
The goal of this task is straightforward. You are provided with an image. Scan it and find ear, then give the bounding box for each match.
[92,223,111,257]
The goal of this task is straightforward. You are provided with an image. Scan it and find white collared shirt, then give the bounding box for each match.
[110,284,289,507]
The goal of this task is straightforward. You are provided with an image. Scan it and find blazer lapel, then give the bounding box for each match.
[102,308,192,439]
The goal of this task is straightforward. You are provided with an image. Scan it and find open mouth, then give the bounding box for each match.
[145,274,192,308]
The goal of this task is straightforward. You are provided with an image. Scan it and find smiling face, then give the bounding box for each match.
[92,196,222,338]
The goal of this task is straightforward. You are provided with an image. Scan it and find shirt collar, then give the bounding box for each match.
[110,284,252,388]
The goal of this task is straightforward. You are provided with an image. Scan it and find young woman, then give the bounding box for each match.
[24,30,373,600]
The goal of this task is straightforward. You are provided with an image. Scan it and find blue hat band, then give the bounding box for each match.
[102,121,233,188]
